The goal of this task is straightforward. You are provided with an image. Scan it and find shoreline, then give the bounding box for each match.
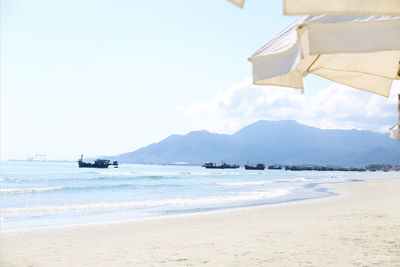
[0,189,337,234]
[2,178,400,266]
[1,178,344,232]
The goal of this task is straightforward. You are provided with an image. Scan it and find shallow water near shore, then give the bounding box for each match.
[1,161,399,230]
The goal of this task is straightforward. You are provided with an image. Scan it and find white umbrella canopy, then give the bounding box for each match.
[284,0,400,16]
[248,15,400,97]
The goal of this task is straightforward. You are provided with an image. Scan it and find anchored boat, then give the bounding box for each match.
[268,164,282,170]
[244,163,265,170]
[202,161,240,169]
[78,155,119,168]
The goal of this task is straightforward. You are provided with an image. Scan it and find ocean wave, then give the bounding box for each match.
[1,175,166,183]
[0,183,184,195]
[1,189,290,213]
[0,177,21,182]
[0,187,63,195]
[94,171,170,179]
[206,171,243,176]
[94,170,227,178]
[216,181,271,186]
[95,171,180,176]
[94,171,136,176]
[273,177,313,183]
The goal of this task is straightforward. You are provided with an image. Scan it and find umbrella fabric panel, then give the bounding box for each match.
[251,41,303,87]
[312,68,394,96]
[310,52,400,79]
[304,19,400,54]
[284,0,400,16]
[253,70,305,89]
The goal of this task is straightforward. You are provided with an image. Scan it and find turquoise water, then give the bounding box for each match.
[1,161,399,230]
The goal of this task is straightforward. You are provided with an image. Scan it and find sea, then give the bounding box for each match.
[1,161,399,230]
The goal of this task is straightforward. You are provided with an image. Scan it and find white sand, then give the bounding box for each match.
[1,178,400,266]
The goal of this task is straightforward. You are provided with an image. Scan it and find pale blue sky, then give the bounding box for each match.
[1,0,398,160]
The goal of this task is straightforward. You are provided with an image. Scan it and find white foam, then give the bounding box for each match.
[216,181,271,186]
[95,171,181,177]
[0,187,63,195]
[95,170,247,177]
[273,177,312,183]
[94,171,136,176]
[1,189,290,213]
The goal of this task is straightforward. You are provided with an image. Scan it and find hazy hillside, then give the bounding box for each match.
[112,120,400,166]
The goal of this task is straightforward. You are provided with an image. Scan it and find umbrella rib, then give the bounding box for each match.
[316,67,398,79]
[306,55,320,73]
[397,62,400,77]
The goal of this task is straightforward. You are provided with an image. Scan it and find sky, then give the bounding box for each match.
[1,0,399,161]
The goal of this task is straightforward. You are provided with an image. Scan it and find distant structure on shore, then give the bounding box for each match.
[26,154,48,161]
[172,162,189,165]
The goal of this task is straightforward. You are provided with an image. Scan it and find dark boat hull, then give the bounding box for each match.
[203,162,240,169]
[244,165,265,170]
[268,166,282,170]
[204,166,240,169]
[204,166,224,169]
[78,155,118,168]
[78,162,109,168]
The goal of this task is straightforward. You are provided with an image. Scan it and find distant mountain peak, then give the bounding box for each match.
[112,120,400,166]
[187,130,210,135]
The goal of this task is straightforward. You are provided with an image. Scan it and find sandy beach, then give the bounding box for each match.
[1,178,400,266]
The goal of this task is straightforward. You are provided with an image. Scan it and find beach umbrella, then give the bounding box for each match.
[248,15,400,97]
[284,0,400,16]
[227,0,245,8]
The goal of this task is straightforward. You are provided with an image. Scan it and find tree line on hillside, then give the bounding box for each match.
[365,164,400,172]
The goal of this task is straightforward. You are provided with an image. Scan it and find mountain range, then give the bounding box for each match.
[110,120,400,166]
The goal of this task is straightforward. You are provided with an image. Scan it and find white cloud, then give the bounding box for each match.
[185,78,400,134]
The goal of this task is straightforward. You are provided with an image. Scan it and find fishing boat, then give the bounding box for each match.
[244,163,265,170]
[202,161,240,169]
[268,164,282,170]
[78,155,119,168]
